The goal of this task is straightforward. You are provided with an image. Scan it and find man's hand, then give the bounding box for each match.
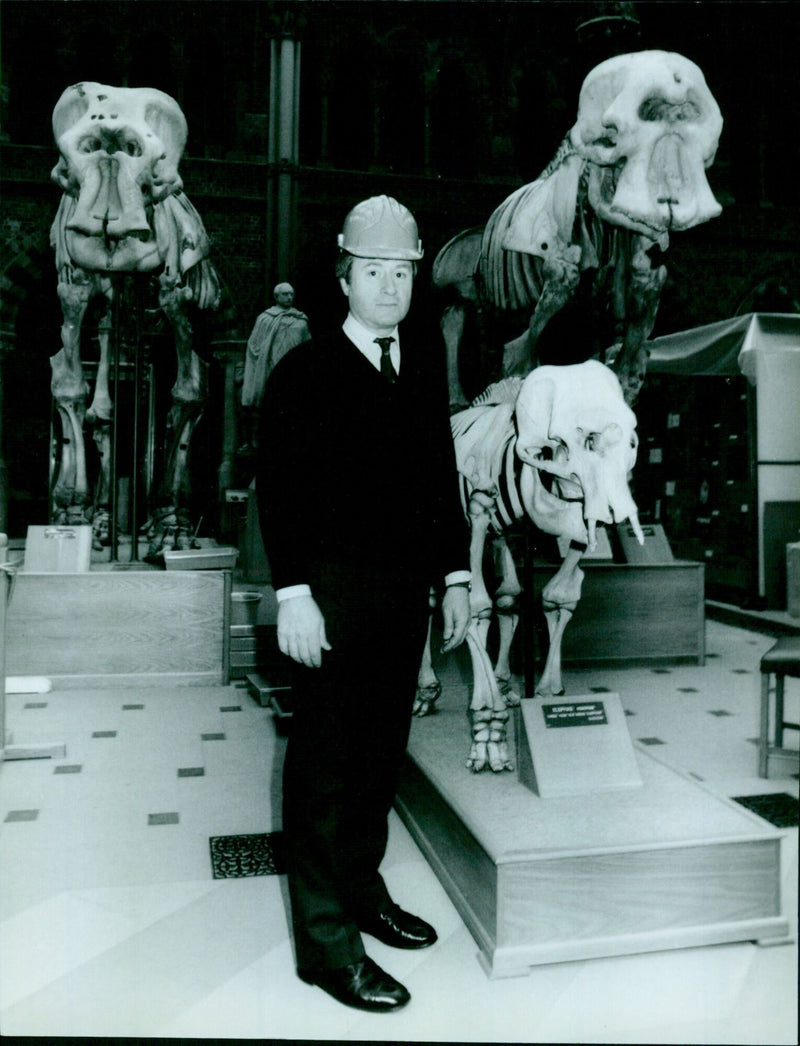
[440,585,471,653]
[277,595,331,668]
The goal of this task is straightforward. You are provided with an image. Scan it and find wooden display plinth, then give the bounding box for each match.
[528,560,705,667]
[396,703,790,978]
[5,570,231,687]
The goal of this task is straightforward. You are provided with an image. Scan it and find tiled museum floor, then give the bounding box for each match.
[0,617,797,1043]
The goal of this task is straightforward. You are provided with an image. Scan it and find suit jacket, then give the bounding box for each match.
[256,323,469,594]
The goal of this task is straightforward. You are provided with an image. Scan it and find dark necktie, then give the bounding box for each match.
[374,336,397,384]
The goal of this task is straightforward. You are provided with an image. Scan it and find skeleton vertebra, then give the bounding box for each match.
[49,82,220,556]
[435,50,722,406]
[415,361,643,772]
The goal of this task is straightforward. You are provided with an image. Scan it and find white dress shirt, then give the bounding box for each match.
[276,313,471,602]
[343,312,402,375]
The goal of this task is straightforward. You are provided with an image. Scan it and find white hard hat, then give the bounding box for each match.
[337,195,423,260]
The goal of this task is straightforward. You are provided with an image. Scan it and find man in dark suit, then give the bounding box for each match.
[257,195,471,1012]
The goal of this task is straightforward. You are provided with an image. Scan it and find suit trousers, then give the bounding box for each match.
[283,563,430,972]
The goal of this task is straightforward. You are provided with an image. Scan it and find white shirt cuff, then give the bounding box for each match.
[445,570,472,587]
[275,584,312,602]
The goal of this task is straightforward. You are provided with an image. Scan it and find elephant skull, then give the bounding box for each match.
[515,360,643,549]
[569,50,723,242]
[51,82,188,272]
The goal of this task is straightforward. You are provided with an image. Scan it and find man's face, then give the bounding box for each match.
[275,288,294,308]
[340,257,413,334]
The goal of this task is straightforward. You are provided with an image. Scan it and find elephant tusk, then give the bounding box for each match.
[628,510,645,546]
[586,518,597,550]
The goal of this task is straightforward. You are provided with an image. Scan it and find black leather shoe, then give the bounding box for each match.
[298,957,410,1012]
[359,903,438,949]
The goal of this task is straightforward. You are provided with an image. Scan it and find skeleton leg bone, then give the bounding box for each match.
[51,276,94,523]
[442,303,469,412]
[86,282,114,548]
[466,617,513,773]
[501,248,581,377]
[464,491,514,772]
[143,274,209,558]
[536,544,585,697]
[492,535,521,705]
[613,235,667,405]
[413,590,442,717]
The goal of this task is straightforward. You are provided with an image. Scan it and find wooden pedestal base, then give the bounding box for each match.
[396,705,791,978]
[5,570,231,687]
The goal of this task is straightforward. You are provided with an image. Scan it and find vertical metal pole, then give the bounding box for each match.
[277,36,297,281]
[109,288,121,561]
[267,36,279,295]
[130,282,143,562]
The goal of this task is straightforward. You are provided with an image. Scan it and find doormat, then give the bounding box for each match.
[209,831,286,878]
[732,793,799,828]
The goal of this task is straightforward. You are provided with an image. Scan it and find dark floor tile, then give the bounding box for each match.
[708,709,733,717]
[732,793,799,828]
[24,702,48,709]
[201,733,226,741]
[589,686,611,693]
[210,831,285,878]
[651,668,672,675]
[731,669,752,675]
[177,767,205,778]
[54,764,83,774]
[678,687,699,693]
[122,704,145,710]
[92,731,117,738]
[624,709,635,716]
[637,737,666,746]
[5,810,39,822]
[148,812,180,825]
[220,706,242,713]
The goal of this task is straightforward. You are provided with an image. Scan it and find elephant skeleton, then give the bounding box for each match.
[435,50,723,407]
[49,81,221,556]
[415,360,643,773]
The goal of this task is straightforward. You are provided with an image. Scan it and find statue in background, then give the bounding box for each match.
[49,81,221,559]
[239,282,310,451]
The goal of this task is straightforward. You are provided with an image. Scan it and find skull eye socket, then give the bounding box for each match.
[78,136,103,154]
[584,433,597,451]
[639,97,702,123]
[123,138,143,157]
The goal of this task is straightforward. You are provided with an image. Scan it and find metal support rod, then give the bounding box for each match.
[266,36,279,294]
[130,283,142,562]
[276,36,298,281]
[109,288,121,561]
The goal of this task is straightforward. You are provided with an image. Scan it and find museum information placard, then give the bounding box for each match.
[517,692,643,797]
